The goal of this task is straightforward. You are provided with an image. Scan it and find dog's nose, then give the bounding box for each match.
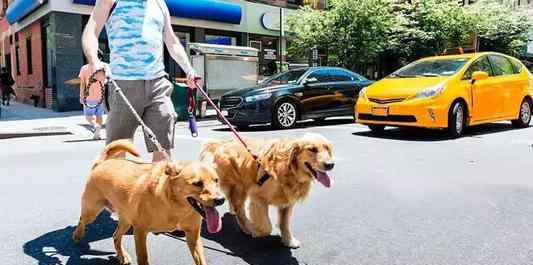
[323,161,335,171]
[213,197,225,207]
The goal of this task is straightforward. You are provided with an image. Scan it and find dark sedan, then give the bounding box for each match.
[218,67,373,129]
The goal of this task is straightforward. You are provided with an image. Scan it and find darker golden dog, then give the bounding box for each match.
[72,140,225,265]
[200,133,334,248]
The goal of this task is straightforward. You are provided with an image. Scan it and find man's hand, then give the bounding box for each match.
[187,71,202,89]
[89,60,107,82]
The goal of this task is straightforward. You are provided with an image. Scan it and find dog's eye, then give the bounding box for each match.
[192,181,203,188]
[308,147,319,153]
[214,178,219,183]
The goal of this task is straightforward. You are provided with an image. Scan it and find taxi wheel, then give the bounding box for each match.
[368,125,385,133]
[447,101,465,138]
[512,98,532,128]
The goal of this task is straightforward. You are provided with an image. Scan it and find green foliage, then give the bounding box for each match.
[286,6,332,59]
[287,0,395,68]
[466,0,532,56]
[287,0,533,71]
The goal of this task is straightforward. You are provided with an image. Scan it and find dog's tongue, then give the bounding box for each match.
[205,206,222,233]
[316,170,333,188]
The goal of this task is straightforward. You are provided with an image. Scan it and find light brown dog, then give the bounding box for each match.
[72,140,225,265]
[200,133,334,248]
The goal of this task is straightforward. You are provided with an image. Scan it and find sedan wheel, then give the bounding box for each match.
[273,101,298,129]
[512,98,532,128]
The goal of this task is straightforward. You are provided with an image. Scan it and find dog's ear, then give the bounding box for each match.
[289,142,302,169]
[155,174,171,198]
[155,162,185,198]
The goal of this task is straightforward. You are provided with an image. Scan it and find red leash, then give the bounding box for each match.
[191,80,257,159]
[188,80,270,185]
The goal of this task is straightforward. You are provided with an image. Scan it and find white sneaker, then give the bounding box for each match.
[93,125,102,140]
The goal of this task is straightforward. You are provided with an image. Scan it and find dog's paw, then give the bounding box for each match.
[249,227,271,238]
[251,231,271,238]
[239,224,252,236]
[72,230,83,243]
[117,252,132,265]
[282,237,301,249]
[236,220,252,235]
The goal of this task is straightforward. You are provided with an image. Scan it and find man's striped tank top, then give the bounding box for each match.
[106,0,166,80]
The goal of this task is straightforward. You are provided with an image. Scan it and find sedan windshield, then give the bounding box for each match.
[263,69,307,85]
[389,58,470,78]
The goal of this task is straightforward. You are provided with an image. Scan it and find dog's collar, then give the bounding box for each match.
[257,173,271,186]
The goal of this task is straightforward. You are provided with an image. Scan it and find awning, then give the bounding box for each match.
[72,0,242,24]
[6,0,46,24]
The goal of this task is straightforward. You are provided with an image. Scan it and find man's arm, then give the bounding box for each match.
[79,79,86,104]
[160,0,199,85]
[82,0,113,66]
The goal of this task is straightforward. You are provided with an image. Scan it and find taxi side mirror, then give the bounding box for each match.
[472,71,489,83]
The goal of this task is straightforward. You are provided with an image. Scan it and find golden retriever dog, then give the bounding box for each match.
[72,140,225,265]
[200,133,334,248]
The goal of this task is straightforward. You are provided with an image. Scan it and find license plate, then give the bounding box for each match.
[372,106,389,116]
[220,110,228,117]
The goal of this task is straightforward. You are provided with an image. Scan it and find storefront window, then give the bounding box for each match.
[249,35,279,76]
[205,35,237,46]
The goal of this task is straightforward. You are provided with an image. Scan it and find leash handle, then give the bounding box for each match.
[188,112,198,137]
[187,84,198,137]
[83,68,106,108]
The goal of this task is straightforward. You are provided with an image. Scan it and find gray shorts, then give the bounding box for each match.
[106,77,177,152]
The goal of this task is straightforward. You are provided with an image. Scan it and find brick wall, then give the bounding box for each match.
[10,21,45,107]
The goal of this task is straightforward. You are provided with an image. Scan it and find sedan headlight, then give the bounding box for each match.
[413,84,445,99]
[245,93,271,102]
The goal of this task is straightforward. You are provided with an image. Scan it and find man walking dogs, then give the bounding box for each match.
[82,0,199,162]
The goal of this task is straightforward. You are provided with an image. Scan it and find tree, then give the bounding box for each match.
[467,0,532,56]
[287,0,533,76]
[286,6,332,61]
[287,0,395,70]
[385,0,477,63]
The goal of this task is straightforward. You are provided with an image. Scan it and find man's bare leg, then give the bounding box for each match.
[152,150,170,163]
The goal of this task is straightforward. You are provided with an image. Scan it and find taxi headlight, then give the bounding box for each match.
[414,84,445,99]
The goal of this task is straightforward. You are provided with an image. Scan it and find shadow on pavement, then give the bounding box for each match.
[0,132,73,140]
[203,214,299,265]
[353,122,528,142]
[23,211,121,265]
[64,138,106,143]
[212,118,355,133]
[166,213,299,265]
[78,124,107,132]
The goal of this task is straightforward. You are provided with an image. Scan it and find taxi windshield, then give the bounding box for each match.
[389,58,470,78]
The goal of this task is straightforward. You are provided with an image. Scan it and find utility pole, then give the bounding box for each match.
[279,7,283,73]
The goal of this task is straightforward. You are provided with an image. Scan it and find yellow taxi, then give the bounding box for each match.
[356,52,533,137]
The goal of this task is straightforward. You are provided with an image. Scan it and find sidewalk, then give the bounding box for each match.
[0,101,221,138]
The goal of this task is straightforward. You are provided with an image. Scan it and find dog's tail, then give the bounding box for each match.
[93,140,140,168]
[199,139,227,163]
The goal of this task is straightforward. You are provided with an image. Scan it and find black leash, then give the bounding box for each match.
[83,69,106,109]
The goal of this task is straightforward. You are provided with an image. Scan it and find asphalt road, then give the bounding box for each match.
[2,118,533,265]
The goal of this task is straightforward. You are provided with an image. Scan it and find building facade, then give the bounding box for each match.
[0,0,324,111]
